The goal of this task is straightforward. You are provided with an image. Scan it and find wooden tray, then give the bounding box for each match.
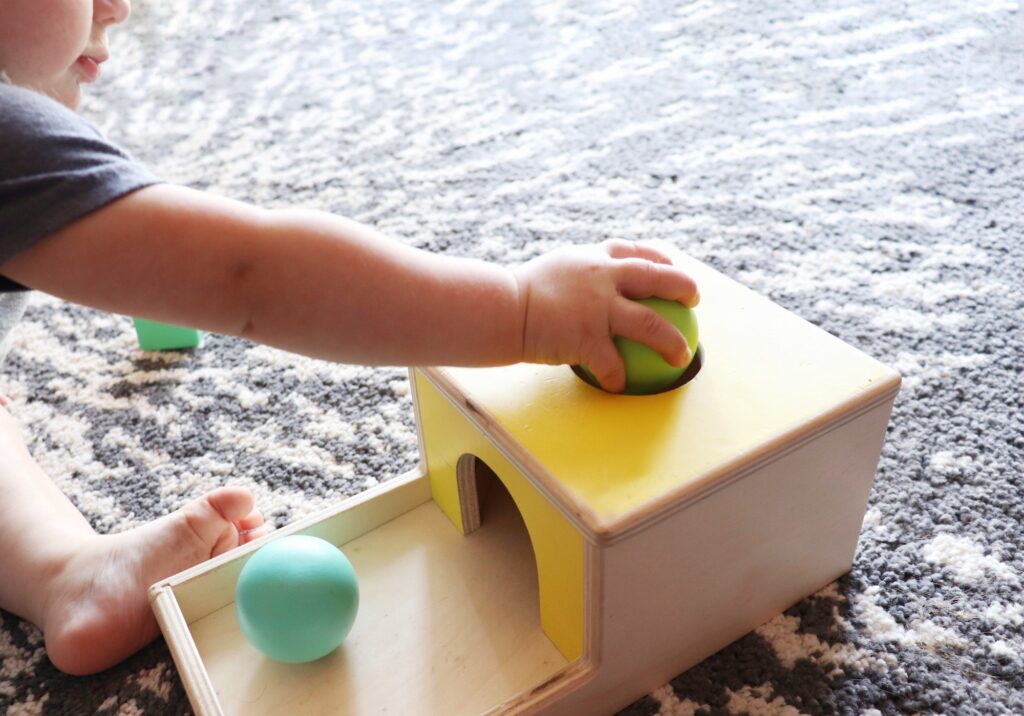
[150,470,577,715]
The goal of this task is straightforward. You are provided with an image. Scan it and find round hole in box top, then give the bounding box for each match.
[572,344,704,396]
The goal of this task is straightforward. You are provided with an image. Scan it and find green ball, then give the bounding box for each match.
[235,535,359,663]
[582,297,699,395]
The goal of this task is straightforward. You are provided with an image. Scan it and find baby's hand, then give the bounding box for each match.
[512,240,700,393]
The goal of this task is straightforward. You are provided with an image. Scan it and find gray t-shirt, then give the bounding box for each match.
[0,82,159,356]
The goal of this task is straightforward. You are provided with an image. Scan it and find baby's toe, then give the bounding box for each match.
[236,508,264,531]
[240,526,272,544]
[205,486,256,523]
[180,486,257,557]
[236,509,269,544]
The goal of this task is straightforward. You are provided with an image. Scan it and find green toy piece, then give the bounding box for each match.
[578,297,699,395]
[235,535,360,663]
[132,318,203,351]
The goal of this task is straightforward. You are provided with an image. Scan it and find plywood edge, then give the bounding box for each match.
[149,467,432,622]
[600,373,902,544]
[493,530,604,716]
[406,367,431,484]
[418,364,900,548]
[416,367,604,541]
[456,453,484,534]
[150,587,224,716]
[487,660,598,715]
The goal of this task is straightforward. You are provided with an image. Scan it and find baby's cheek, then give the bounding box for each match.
[1,16,73,76]
[56,0,94,53]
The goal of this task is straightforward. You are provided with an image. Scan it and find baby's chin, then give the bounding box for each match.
[50,79,83,111]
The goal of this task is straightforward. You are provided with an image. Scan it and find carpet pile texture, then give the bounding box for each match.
[2,0,1022,713]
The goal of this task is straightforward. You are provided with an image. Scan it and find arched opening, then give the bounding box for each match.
[453,453,550,635]
[443,450,585,661]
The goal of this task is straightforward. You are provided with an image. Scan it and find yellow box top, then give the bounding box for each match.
[431,253,900,536]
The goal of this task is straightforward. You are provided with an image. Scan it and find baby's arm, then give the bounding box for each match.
[1,184,698,392]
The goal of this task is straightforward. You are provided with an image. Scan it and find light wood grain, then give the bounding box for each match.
[186,481,570,715]
[151,589,224,716]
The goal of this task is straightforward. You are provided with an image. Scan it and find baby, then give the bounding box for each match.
[0,0,699,676]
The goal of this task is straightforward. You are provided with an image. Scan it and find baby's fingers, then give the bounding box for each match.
[603,239,673,265]
[611,297,690,368]
[584,339,627,394]
[616,259,700,307]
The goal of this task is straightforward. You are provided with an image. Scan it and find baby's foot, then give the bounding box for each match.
[40,486,266,675]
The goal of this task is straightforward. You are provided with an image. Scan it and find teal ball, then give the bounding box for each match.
[581,297,699,395]
[235,535,359,663]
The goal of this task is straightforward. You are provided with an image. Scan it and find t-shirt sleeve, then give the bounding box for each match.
[0,83,161,290]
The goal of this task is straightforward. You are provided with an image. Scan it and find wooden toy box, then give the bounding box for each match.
[150,253,900,715]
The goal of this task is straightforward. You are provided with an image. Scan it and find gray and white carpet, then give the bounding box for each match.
[2,0,1023,713]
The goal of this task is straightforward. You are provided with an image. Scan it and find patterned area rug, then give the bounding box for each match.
[2,0,1023,713]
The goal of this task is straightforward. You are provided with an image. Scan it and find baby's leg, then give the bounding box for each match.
[0,402,267,675]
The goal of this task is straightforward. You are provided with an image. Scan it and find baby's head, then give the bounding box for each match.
[0,0,131,109]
